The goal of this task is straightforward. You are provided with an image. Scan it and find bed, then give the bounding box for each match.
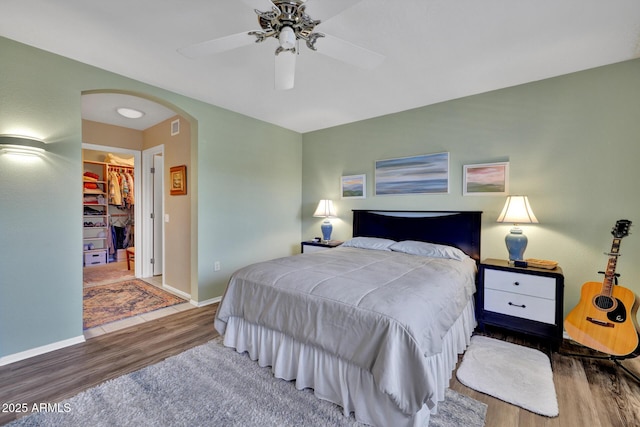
[215,210,482,426]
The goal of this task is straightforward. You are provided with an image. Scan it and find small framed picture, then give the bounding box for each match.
[341,174,366,199]
[170,165,187,195]
[463,162,509,195]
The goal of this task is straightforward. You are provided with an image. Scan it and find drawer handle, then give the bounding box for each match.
[508,302,526,309]
[513,281,520,286]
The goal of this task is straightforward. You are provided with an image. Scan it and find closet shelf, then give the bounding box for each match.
[83,159,108,266]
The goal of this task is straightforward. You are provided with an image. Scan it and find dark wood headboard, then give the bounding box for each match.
[352,210,482,262]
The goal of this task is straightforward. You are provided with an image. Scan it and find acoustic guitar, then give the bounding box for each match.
[564,219,640,357]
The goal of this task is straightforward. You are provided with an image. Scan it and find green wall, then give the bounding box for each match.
[0,36,301,360]
[302,58,640,319]
[2,32,639,361]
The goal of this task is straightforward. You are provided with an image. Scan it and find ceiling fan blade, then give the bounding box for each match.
[316,34,385,69]
[274,50,296,90]
[178,32,255,58]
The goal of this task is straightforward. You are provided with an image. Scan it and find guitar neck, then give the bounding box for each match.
[602,238,622,295]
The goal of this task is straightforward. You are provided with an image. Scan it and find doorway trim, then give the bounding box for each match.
[82,143,142,278]
[142,145,164,280]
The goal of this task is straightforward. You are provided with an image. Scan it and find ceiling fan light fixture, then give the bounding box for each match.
[116,107,145,119]
[279,26,296,50]
[178,0,385,91]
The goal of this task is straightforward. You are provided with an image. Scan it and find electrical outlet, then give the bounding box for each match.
[214,261,221,271]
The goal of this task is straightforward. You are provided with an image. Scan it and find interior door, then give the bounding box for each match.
[153,153,164,276]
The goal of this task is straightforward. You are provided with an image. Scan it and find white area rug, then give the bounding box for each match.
[8,338,486,427]
[456,335,559,417]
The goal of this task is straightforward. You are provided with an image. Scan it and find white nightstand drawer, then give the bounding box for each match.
[484,269,555,300]
[484,289,556,324]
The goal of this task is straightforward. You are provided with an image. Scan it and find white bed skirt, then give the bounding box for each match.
[223,300,476,427]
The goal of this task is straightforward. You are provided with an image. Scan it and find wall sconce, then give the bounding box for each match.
[0,135,46,156]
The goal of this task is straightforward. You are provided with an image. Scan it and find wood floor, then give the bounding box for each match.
[450,327,640,427]
[1,304,639,426]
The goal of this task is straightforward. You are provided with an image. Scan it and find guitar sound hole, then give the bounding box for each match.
[593,295,615,310]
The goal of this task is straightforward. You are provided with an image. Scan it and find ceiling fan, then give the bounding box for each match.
[178,0,384,90]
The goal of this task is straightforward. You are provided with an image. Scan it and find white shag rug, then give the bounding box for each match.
[456,335,559,417]
[8,338,487,427]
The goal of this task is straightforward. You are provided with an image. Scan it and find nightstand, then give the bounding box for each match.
[301,240,343,254]
[477,258,564,350]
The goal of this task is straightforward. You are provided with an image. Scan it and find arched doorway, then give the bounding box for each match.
[81,90,197,335]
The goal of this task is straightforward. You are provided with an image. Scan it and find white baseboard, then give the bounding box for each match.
[162,283,191,301]
[0,335,85,367]
[192,296,221,307]
[161,283,220,308]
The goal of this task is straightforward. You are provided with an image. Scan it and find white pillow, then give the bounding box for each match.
[389,240,468,261]
[341,237,396,251]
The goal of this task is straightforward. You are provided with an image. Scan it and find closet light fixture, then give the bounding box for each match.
[116,107,145,119]
[0,135,46,155]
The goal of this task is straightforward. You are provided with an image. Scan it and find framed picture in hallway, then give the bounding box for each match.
[170,165,187,195]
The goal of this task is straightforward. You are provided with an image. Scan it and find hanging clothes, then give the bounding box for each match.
[107,222,116,258]
[124,172,135,206]
[109,170,123,206]
[123,223,134,248]
[120,171,129,205]
[109,169,135,208]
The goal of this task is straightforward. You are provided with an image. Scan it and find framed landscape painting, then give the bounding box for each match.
[463,162,509,195]
[341,174,366,199]
[375,152,449,195]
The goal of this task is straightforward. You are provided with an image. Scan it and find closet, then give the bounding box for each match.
[82,155,135,267]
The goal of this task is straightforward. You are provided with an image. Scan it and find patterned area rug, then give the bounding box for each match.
[83,279,186,329]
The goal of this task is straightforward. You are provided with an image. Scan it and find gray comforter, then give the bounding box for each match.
[214,247,476,414]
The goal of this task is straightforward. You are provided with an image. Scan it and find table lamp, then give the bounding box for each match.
[313,199,337,242]
[496,195,538,261]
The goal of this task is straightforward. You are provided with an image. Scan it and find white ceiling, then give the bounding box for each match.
[81,93,177,131]
[2,0,640,133]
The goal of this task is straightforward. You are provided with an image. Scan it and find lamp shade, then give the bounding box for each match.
[313,200,337,218]
[496,195,538,224]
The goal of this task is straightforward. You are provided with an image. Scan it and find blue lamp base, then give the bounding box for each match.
[505,227,528,261]
[321,220,333,242]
